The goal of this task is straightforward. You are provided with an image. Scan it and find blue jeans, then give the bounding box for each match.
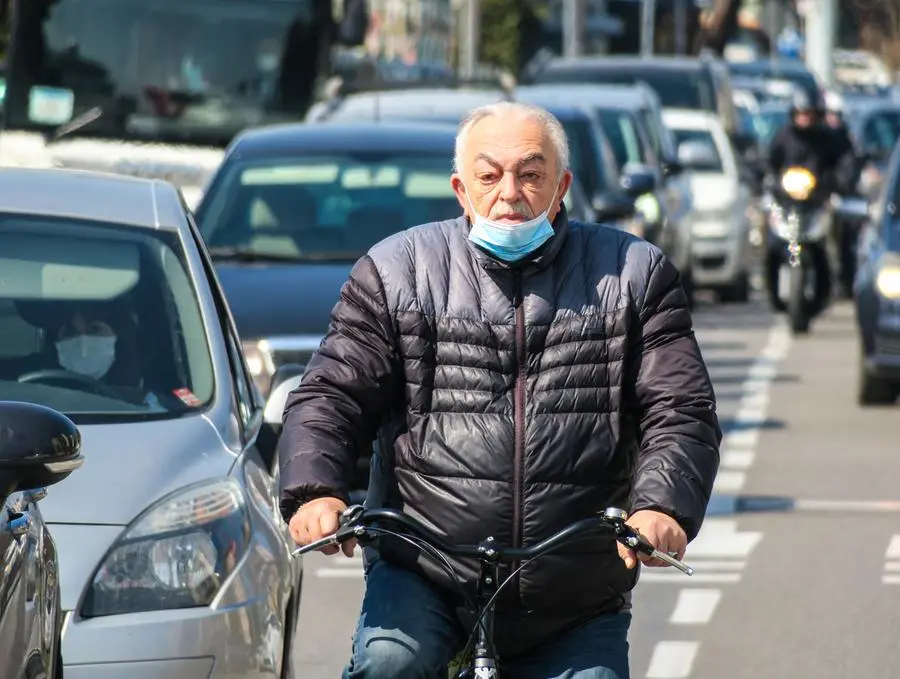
[342,559,631,679]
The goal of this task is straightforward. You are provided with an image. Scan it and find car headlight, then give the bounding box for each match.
[876,264,900,299]
[243,339,276,395]
[634,193,661,225]
[80,478,251,617]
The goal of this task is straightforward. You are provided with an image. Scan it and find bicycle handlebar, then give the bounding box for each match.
[292,505,694,575]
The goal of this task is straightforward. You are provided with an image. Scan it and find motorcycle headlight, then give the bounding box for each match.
[81,478,251,618]
[242,339,276,395]
[781,167,816,201]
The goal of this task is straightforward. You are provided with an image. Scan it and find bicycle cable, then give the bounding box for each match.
[359,526,477,611]
[455,526,613,671]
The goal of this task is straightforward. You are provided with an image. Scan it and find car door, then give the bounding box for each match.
[0,491,50,678]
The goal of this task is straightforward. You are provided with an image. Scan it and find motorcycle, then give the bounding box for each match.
[763,165,833,334]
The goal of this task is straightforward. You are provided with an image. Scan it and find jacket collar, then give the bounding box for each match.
[466,203,571,273]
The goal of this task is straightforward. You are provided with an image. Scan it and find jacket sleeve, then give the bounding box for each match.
[277,255,398,521]
[627,253,722,541]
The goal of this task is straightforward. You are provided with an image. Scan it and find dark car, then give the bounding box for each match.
[516,85,694,299]
[726,58,824,108]
[304,83,597,222]
[0,401,84,678]
[853,135,900,405]
[526,54,741,142]
[845,101,900,199]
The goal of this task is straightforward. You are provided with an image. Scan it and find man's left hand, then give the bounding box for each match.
[617,509,687,569]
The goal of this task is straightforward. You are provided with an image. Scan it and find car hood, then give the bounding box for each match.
[689,173,738,212]
[40,415,237,527]
[214,261,356,339]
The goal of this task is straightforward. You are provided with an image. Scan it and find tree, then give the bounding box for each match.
[478,0,543,76]
[693,0,743,55]
[852,0,900,72]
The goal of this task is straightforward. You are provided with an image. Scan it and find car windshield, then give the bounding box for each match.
[861,110,900,155]
[536,66,716,112]
[197,152,465,261]
[672,128,723,172]
[4,0,314,146]
[753,107,789,147]
[0,215,214,423]
[595,109,649,170]
[728,63,819,101]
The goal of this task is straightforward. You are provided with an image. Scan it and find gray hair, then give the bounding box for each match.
[453,101,570,180]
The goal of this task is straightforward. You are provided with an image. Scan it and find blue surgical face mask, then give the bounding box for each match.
[465,182,560,263]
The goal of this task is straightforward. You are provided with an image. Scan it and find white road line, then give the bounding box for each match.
[885,535,900,559]
[669,589,722,625]
[884,561,900,572]
[883,575,900,585]
[712,470,746,494]
[719,449,755,469]
[645,641,699,678]
[641,572,740,584]
[317,569,365,579]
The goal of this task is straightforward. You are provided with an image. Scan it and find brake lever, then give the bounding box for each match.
[291,504,366,558]
[602,508,694,576]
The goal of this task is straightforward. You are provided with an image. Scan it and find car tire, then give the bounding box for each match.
[718,272,751,304]
[858,354,897,406]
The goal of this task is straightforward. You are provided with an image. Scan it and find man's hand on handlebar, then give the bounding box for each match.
[288,496,357,557]
[616,510,687,570]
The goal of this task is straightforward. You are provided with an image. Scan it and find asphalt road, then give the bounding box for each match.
[291,294,900,679]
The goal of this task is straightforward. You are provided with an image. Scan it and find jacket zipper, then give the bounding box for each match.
[512,273,526,596]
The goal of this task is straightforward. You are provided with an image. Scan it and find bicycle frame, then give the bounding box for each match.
[469,536,501,678]
[293,506,694,679]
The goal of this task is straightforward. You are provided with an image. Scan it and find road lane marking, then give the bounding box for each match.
[885,535,900,559]
[645,641,699,678]
[669,589,722,625]
[715,323,791,495]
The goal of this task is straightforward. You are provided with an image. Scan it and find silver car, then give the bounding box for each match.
[0,168,302,679]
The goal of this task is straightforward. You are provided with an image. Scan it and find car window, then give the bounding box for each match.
[863,111,900,154]
[672,128,724,172]
[0,215,214,423]
[556,116,605,198]
[536,66,716,112]
[596,109,647,170]
[197,152,463,260]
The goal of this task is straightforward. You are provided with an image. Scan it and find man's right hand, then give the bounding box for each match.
[288,496,355,557]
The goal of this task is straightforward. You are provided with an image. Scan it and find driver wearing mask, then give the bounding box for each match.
[10,302,162,409]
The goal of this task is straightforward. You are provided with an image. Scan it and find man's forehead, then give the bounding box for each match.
[464,114,553,165]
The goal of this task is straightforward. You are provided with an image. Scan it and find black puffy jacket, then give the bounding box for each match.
[278,209,721,656]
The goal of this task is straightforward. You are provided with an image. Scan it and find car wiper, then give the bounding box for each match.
[43,106,103,145]
[207,246,301,262]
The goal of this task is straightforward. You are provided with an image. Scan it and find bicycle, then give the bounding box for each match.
[293,505,695,679]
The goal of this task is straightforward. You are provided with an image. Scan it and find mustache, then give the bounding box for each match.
[488,201,534,220]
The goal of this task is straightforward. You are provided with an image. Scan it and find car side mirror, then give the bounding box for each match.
[257,364,306,471]
[592,192,637,221]
[619,164,657,198]
[662,157,685,177]
[263,364,306,429]
[0,401,84,501]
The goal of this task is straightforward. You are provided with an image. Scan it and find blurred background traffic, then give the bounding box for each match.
[1,0,900,678]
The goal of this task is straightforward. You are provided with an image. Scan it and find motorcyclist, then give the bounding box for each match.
[765,90,841,313]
